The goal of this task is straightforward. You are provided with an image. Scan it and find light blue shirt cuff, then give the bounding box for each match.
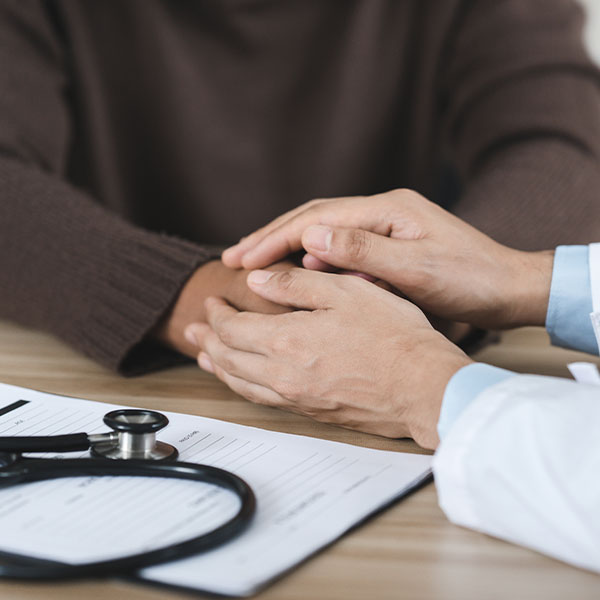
[546,245,596,355]
[437,363,515,440]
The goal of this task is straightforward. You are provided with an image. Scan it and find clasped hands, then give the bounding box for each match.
[182,189,555,449]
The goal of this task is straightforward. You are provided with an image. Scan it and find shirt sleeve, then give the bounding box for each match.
[546,245,597,355]
[437,363,516,440]
[438,243,599,438]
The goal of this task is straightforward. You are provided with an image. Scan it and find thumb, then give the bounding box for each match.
[301,225,412,285]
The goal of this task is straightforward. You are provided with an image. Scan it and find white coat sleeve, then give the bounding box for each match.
[432,374,600,573]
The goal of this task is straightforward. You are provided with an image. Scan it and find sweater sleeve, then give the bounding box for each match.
[442,0,600,250]
[0,1,212,374]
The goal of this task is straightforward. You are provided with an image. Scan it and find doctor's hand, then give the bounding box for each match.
[185,269,472,450]
[222,189,554,330]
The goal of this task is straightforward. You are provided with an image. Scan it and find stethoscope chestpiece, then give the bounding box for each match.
[90,409,178,461]
[103,409,169,433]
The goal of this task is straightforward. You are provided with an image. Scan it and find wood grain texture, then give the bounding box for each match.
[0,320,597,600]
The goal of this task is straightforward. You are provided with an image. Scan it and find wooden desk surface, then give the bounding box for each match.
[0,320,598,600]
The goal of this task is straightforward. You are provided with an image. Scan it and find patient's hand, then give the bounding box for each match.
[155,260,292,357]
[222,189,555,330]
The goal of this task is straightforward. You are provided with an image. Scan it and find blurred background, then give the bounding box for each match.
[580,0,600,64]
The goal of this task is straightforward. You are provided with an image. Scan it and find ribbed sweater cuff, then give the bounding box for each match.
[80,231,212,375]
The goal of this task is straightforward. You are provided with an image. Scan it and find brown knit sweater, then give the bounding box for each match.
[1,0,599,374]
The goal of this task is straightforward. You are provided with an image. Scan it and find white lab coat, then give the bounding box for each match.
[433,375,600,572]
[433,243,600,573]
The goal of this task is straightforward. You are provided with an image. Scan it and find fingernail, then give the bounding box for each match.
[184,324,202,346]
[303,225,332,252]
[198,352,214,373]
[247,270,274,285]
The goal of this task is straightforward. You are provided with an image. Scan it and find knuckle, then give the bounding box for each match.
[215,320,234,347]
[241,386,258,404]
[392,187,425,208]
[344,229,372,263]
[273,269,297,292]
[219,350,237,374]
[391,187,413,199]
[213,364,227,383]
[274,378,301,402]
[270,331,296,355]
[387,187,411,207]
[392,187,411,196]
[218,311,246,346]
[385,188,407,208]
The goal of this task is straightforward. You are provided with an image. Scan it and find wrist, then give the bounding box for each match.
[154,260,225,356]
[499,249,555,329]
[407,335,473,449]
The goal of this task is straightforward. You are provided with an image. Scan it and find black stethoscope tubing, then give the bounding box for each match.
[0,454,256,580]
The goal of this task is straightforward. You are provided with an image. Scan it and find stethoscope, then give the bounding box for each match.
[0,409,256,580]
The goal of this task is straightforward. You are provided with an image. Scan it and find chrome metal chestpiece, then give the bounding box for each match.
[89,409,178,460]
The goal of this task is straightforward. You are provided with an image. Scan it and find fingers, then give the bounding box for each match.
[203,297,275,354]
[200,352,286,408]
[201,328,270,383]
[246,268,352,309]
[302,256,379,282]
[184,322,211,349]
[302,254,334,271]
[238,211,323,269]
[301,226,414,286]
[232,196,379,270]
[221,199,327,268]
[224,189,431,270]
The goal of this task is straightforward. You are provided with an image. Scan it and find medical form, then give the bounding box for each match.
[0,383,431,596]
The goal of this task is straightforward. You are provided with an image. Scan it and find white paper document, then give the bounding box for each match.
[0,383,431,596]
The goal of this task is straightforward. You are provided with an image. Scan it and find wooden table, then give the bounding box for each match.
[0,320,598,600]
